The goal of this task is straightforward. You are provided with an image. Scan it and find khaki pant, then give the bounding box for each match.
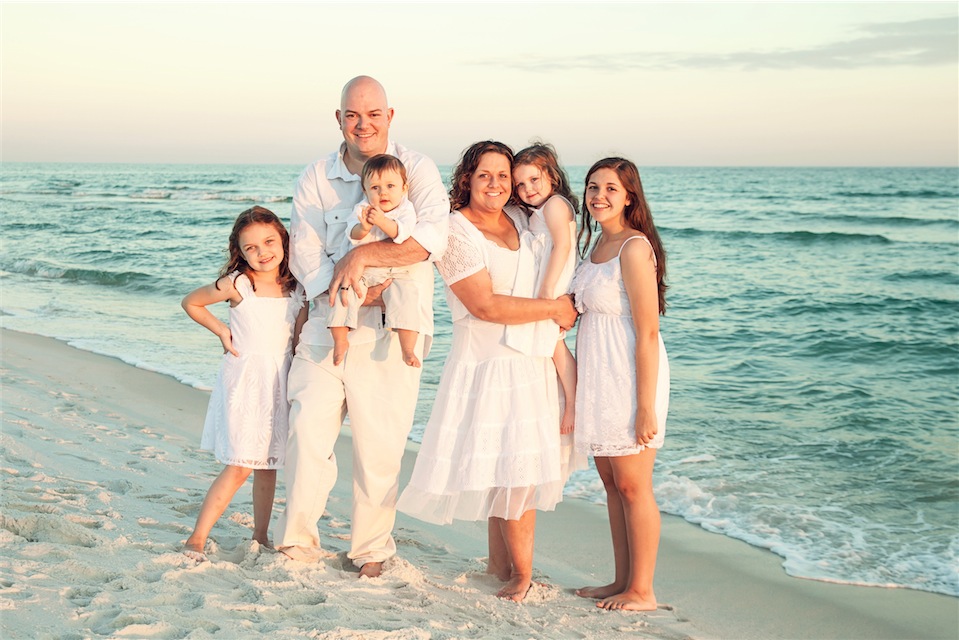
[275,332,423,567]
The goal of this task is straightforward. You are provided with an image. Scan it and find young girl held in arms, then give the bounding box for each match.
[180,206,307,562]
[570,158,670,611]
[512,143,579,438]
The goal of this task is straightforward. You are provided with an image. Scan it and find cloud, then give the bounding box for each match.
[482,16,958,72]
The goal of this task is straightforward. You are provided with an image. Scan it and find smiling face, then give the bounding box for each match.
[363,168,408,213]
[512,163,552,208]
[336,77,393,162]
[468,152,512,212]
[238,222,284,274]
[585,167,631,226]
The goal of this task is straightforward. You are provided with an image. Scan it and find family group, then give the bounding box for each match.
[179,76,670,612]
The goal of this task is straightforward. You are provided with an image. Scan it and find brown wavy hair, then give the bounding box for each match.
[218,206,296,293]
[449,140,515,211]
[578,158,668,314]
[513,142,579,212]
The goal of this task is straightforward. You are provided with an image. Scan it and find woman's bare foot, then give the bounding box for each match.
[496,575,532,603]
[358,561,383,578]
[252,535,273,550]
[575,583,623,599]
[597,589,657,611]
[486,560,511,582]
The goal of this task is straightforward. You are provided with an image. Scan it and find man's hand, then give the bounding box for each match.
[329,249,368,306]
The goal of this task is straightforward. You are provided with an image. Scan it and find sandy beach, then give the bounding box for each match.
[1,328,956,639]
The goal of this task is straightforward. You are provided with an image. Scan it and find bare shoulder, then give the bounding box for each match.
[543,194,575,220]
[620,233,654,264]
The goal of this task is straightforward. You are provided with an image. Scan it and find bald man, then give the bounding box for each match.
[278,76,449,577]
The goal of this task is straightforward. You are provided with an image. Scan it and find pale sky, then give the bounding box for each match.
[2,1,957,166]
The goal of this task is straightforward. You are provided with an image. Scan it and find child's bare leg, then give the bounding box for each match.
[553,339,577,434]
[397,329,420,368]
[251,469,276,548]
[598,450,659,611]
[183,465,253,559]
[486,518,512,581]
[576,456,629,599]
[330,326,349,366]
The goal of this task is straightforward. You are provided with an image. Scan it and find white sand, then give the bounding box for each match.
[2,329,956,639]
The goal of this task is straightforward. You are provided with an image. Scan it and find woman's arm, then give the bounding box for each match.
[621,238,661,446]
[181,275,242,355]
[537,196,574,299]
[450,268,577,330]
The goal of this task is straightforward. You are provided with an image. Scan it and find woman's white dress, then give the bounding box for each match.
[200,272,303,469]
[397,208,566,524]
[569,235,670,456]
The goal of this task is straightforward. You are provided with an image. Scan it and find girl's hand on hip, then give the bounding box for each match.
[219,331,239,357]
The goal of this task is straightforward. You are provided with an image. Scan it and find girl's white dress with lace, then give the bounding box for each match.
[200,272,303,469]
[397,209,566,524]
[569,236,670,457]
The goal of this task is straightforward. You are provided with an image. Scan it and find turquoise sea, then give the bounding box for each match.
[2,162,957,597]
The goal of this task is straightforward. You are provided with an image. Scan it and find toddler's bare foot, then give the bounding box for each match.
[397,330,419,368]
[358,561,383,578]
[597,589,657,611]
[559,408,575,435]
[252,535,273,549]
[497,575,532,603]
[332,343,347,366]
[575,583,624,599]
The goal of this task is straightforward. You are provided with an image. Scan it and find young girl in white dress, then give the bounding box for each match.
[569,158,669,611]
[512,143,579,439]
[181,206,307,562]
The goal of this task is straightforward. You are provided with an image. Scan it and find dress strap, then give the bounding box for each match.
[230,270,254,298]
[618,234,657,267]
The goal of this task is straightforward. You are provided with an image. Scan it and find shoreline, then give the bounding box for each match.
[2,328,956,639]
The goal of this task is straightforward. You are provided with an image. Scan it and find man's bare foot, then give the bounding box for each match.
[358,561,383,578]
[496,576,532,603]
[252,536,273,550]
[597,589,657,611]
[278,545,321,563]
[181,541,208,563]
[575,583,624,599]
[402,351,421,368]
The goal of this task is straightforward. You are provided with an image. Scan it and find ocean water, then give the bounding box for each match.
[2,162,957,597]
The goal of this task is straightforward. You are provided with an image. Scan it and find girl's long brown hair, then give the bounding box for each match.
[578,158,668,314]
[513,142,579,212]
[218,206,295,293]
